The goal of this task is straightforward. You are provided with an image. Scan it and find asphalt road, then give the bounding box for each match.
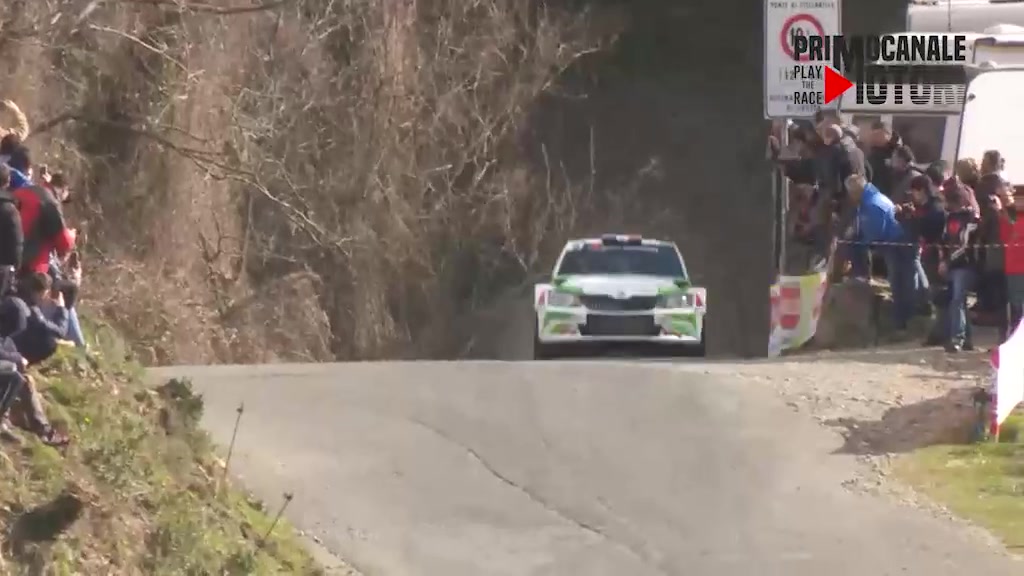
[151,361,1021,576]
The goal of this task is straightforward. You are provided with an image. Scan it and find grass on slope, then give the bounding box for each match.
[0,316,323,575]
[894,413,1024,551]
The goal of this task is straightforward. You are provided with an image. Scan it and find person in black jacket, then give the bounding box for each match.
[866,120,900,195]
[0,165,22,294]
[939,182,980,353]
[0,273,28,339]
[817,122,869,278]
[898,175,948,345]
[13,272,68,365]
[889,145,924,204]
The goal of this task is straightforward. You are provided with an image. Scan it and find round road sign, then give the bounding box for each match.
[780,13,825,62]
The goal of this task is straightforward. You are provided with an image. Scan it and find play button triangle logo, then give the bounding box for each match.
[824,66,854,104]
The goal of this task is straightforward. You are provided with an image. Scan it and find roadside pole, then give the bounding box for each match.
[779,121,789,278]
[764,0,842,277]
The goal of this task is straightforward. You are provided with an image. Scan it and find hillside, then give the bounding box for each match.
[0,315,330,573]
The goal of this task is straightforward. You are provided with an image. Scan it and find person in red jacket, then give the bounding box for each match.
[997,187,1024,341]
[9,147,76,276]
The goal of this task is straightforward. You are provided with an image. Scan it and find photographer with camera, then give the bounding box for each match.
[42,173,85,348]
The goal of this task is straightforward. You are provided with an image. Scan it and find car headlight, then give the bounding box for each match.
[548,290,581,307]
[658,293,691,308]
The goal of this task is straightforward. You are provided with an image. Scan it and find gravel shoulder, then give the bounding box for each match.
[688,338,1013,554]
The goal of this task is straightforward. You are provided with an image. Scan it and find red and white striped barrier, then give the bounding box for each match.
[768,272,829,357]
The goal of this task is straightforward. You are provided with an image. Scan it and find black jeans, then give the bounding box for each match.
[988,272,1024,343]
[979,270,1006,314]
[0,364,25,422]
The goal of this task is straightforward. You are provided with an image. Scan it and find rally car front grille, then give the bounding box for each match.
[580,294,657,311]
[582,314,659,336]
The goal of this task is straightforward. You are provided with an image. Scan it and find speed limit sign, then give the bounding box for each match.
[764,0,841,118]
[780,14,825,62]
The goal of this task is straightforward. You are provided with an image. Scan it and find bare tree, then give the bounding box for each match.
[0,0,609,361]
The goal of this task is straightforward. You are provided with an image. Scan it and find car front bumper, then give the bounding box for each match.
[537,307,702,344]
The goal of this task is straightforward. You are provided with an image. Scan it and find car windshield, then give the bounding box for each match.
[555,244,686,278]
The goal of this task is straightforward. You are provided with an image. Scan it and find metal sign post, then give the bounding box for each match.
[779,123,789,277]
[764,0,841,277]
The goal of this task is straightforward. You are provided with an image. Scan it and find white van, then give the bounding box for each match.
[909,0,1024,33]
[957,65,1024,184]
[840,30,1024,166]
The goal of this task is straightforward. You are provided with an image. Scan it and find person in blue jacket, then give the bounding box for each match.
[845,173,916,330]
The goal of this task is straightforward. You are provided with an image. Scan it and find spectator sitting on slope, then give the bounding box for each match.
[14,273,69,366]
[5,272,71,447]
[0,329,28,445]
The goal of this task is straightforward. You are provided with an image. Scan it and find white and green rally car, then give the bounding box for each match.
[533,234,707,359]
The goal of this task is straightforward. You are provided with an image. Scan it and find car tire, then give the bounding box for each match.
[534,341,558,360]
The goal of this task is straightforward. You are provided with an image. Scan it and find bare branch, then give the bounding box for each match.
[119,0,291,15]
[87,24,189,73]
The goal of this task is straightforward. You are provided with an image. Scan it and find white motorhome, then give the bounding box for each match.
[840,29,1024,166]
[957,65,1024,185]
[909,0,1024,33]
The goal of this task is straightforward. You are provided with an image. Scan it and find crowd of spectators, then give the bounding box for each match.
[770,110,1024,354]
[0,99,85,449]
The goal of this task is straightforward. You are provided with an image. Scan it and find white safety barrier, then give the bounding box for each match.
[989,318,1024,437]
